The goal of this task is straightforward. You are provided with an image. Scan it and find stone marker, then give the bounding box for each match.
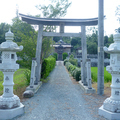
[30,58,37,88]
[99,28,120,120]
[81,60,83,83]
[86,59,92,89]
[79,58,95,94]
[0,29,24,119]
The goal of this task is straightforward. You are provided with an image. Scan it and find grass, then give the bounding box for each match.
[91,67,112,83]
[0,68,29,99]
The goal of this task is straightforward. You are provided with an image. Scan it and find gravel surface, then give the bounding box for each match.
[15,61,107,120]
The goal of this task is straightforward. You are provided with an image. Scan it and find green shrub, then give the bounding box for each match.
[24,69,31,85]
[64,59,69,65]
[69,58,78,66]
[17,60,31,70]
[65,62,72,70]
[62,52,68,60]
[69,65,76,73]
[70,54,74,59]
[75,68,81,81]
[65,62,81,81]
[52,53,58,60]
[41,56,56,79]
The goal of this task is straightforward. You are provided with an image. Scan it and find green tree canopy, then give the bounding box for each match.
[0,23,11,44]
[11,18,35,42]
[36,0,71,32]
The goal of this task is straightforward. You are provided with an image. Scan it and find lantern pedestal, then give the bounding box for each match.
[0,103,24,120]
[0,29,24,119]
[99,29,120,120]
[99,105,120,120]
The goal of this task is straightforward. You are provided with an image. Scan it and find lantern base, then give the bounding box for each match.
[99,105,120,120]
[103,97,120,113]
[0,95,20,109]
[0,103,24,120]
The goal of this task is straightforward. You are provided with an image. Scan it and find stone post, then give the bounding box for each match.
[97,0,104,95]
[0,29,24,119]
[30,58,37,88]
[81,60,83,83]
[86,59,92,89]
[81,25,87,86]
[99,29,120,120]
[34,24,43,85]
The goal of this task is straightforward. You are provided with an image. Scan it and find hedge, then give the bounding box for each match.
[65,61,81,81]
[63,59,69,65]
[52,53,58,60]
[41,56,56,79]
[62,52,68,60]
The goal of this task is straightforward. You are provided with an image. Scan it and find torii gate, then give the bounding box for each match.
[19,13,98,86]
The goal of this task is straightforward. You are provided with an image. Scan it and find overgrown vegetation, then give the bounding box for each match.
[91,67,112,83]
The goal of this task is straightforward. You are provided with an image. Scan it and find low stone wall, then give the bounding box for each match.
[77,58,110,67]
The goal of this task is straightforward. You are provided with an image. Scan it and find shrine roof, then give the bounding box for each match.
[19,13,98,26]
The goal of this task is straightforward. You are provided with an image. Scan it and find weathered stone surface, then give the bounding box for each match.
[99,29,120,119]
[0,29,24,119]
[23,90,34,98]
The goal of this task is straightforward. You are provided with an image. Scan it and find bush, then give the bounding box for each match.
[64,59,69,65]
[24,69,31,85]
[70,54,74,59]
[75,68,81,81]
[17,60,31,70]
[62,52,68,60]
[52,53,58,60]
[69,58,78,66]
[41,56,56,79]
[65,62,81,81]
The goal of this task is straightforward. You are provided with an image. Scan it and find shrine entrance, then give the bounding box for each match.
[57,44,63,60]
[19,13,98,87]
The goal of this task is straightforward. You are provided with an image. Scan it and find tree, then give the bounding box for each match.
[104,35,108,45]
[11,18,35,42]
[115,5,120,23]
[0,23,11,44]
[42,37,53,59]
[87,42,97,54]
[87,32,98,54]
[15,0,71,69]
[36,0,71,32]
[71,37,81,52]
[53,36,60,42]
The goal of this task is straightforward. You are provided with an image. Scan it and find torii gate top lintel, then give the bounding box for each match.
[19,13,98,26]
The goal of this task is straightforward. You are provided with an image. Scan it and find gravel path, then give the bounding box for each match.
[15,61,107,120]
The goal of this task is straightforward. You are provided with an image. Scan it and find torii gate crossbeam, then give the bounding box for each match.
[19,13,98,87]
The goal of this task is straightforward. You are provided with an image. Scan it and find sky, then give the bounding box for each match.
[0,0,120,35]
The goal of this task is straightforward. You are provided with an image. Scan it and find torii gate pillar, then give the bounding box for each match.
[81,25,87,86]
[97,0,104,95]
[34,24,43,85]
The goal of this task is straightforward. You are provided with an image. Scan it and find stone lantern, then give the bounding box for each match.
[0,29,24,119]
[99,28,120,120]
